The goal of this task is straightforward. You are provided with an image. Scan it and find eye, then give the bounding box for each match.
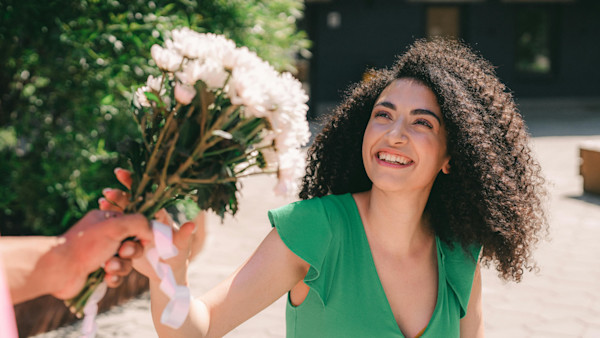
[414,118,433,129]
[374,111,391,119]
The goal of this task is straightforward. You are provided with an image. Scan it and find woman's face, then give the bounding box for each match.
[361,78,450,193]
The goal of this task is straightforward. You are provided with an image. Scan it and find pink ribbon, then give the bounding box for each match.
[81,281,107,338]
[79,220,191,337]
[146,221,191,329]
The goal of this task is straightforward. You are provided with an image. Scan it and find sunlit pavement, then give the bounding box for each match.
[35,98,600,337]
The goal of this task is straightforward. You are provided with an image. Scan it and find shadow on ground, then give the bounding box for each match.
[568,192,600,207]
[518,97,600,138]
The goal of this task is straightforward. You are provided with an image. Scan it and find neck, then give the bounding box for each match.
[354,186,434,258]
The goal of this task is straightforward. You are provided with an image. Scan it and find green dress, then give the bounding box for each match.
[268,193,481,338]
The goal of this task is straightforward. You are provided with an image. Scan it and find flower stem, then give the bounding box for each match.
[161,131,180,183]
[64,267,105,318]
[169,104,238,185]
[180,176,235,185]
[135,105,178,198]
[236,169,278,179]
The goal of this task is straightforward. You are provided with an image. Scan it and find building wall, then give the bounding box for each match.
[305,0,600,116]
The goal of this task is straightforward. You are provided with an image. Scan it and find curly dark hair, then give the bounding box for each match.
[300,38,547,282]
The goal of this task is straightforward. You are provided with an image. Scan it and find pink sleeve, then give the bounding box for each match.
[0,242,18,338]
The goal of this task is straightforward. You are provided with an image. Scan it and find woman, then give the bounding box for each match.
[104,38,546,337]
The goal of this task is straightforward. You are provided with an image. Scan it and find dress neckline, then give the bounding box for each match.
[345,193,443,338]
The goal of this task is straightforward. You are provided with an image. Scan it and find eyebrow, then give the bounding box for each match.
[374,101,442,124]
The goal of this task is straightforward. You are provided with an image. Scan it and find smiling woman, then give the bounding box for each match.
[302,37,547,283]
[297,37,547,336]
[126,37,547,338]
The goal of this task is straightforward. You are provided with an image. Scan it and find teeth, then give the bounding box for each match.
[378,152,412,165]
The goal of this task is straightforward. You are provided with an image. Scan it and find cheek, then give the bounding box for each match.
[415,134,448,161]
[361,125,377,172]
[361,124,375,154]
[361,133,370,166]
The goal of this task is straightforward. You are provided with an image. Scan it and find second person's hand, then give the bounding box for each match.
[99,168,197,284]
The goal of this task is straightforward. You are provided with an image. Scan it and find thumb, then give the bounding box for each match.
[172,221,196,252]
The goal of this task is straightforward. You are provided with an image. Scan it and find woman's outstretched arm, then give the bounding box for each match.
[150,227,309,338]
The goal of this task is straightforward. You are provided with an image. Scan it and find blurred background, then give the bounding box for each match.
[301,0,600,117]
[1,0,599,337]
[2,0,599,242]
[0,0,311,237]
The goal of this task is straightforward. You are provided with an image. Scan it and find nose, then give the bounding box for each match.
[385,119,408,144]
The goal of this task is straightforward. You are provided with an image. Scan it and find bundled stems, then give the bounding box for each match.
[64,267,105,318]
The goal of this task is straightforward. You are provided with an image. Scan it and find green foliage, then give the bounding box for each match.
[0,0,310,235]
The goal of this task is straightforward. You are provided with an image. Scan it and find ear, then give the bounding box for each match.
[441,158,451,174]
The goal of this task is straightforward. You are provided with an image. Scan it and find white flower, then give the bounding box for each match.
[273,148,305,196]
[228,62,279,118]
[171,28,203,59]
[222,46,259,70]
[267,73,310,150]
[171,28,237,62]
[135,86,151,108]
[259,147,278,170]
[151,44,182,72]
[146,75,164,93]
[174,82,196,105]
[177,58,229,90]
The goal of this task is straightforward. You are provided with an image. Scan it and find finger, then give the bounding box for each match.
[154,209,176,228]
[104,273,122,288]
[110,214,154,245]
[172,221,196,252]
[114,168,133,190]
[118,240,144,259]
[98,197,124,212]
[102,188,130,210]
[104,257,133,276]
[86,209,122,223]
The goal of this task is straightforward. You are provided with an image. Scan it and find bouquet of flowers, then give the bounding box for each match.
[65,27,310,332]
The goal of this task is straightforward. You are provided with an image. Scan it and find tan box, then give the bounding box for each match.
[580,141,600,195]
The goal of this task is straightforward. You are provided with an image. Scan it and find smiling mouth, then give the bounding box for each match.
[376,152,414,165]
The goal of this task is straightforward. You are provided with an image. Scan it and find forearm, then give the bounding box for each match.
[0,236,69,303]
[150,279,210,338]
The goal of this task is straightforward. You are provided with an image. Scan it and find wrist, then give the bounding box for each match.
[2,236,69,303]
[45,236,81,298]
[151,266,189,286]
[172,263,189,286]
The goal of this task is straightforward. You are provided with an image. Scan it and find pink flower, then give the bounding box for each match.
[174,83,196,105]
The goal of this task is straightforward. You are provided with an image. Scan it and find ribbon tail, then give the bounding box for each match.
[80,281,107,338]
[148,220,192,330]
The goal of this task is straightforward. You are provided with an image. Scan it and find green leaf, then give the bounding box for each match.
[144,91,161,103]
[100,94,114,105]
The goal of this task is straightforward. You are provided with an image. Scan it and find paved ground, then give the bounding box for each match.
[35,98,600,337]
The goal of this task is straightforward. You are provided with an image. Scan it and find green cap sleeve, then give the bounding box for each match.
[439,240,482,318]
[268,197,336,306]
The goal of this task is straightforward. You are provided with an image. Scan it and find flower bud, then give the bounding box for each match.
[174,82,196,105]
